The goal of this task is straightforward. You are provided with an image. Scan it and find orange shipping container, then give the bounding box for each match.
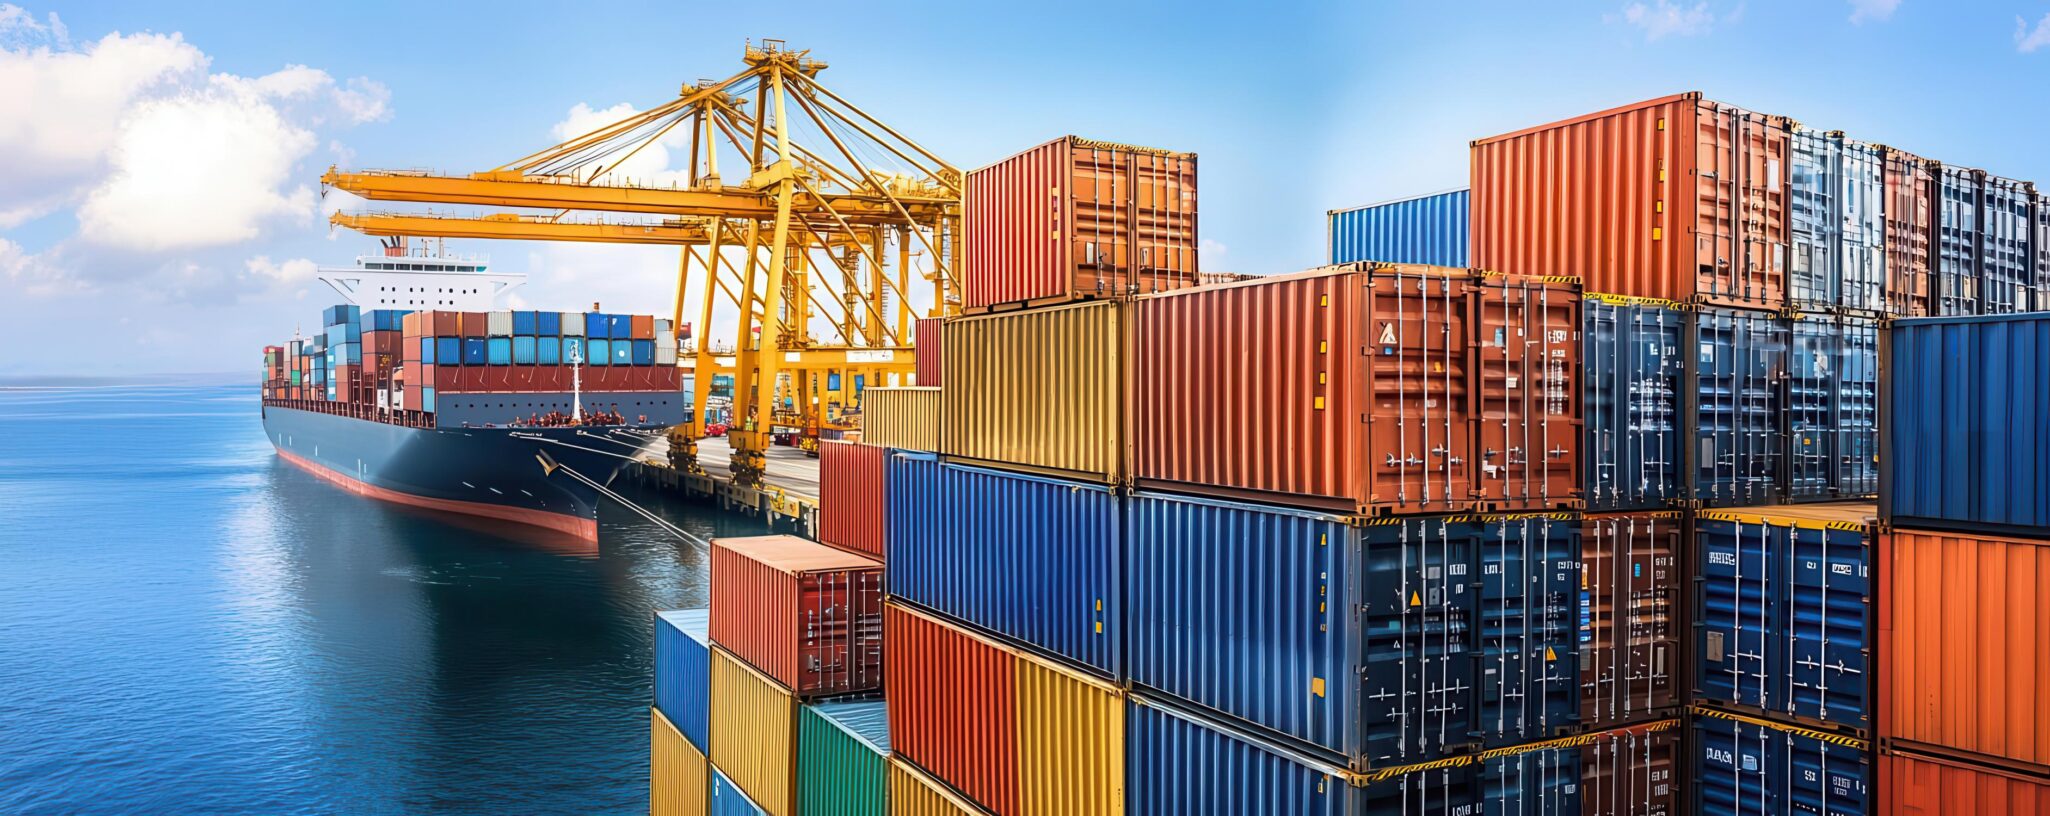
[963,136,1198,312]
[1879,747,2050,815]
[708,536,884,698]
[1470,273,1581,510]
[1471,92,1790,308]
[913,317,943,387]
[886,603,1017,815]
[1880,528,2050,772]
[1882,147,1936,317]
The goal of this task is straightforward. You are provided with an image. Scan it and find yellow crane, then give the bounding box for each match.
[323,40,960,487]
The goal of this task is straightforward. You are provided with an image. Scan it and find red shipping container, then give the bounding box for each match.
[403,384,421,411]
[1880,747,2050,815]
[1880,528,2050,773]
[1883,147,1936,317]
[401,311,422,338]
[630,314,655,340]
[1130,263,1475,515]
[1471,274,1581,510]
[913,317,943,387]
[1580,511,1682,728]
[420,310,456,337]
[459,311,487,338]
[963,135,1199,312]
[885,603,1017,815]
[818,441,887,560]
[709,535,884,698]
[1472,92,1790,308]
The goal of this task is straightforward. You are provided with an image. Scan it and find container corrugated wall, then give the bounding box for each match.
[1879,528,2050,772]
[1015,650,1125,815]
[1327,189,1470,267]
[1125,696,1359,816]
[1688,307,1788,507]
[1883,314,2050,536]
[913,317,943,387]
[1787,315,1880,501]
[798,701,890,816]
[887,758,985,816]
[1580,511,1683,729]
[1936,168,2036,316]
[1693,708,1870,816]
[884,603,1017,814]
[885,452,1121,677]
[862,387,941,452]
[653,707,709,816]
[1695,504,1875,733]
[709,647,796,816]
[1471,274,1582,511]
[941,301,1123,482]
[819,442,888,560]
[1878,747,2050,815]
[656,609,713,753]
[1883,147,1936,317]
[1472,92,1789,308]
[708,535,884,698]
[1583,298,1684,512]
[712,766,768,816]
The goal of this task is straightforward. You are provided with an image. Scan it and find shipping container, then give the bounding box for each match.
[861,387,940,452]
[1470,273,1582,511]
[1582,297,1685,511]
[1882,314,2050,536]
[913,317,943,387]
[1686,307,1787,507]
[1327,189,1470,267]
[799,701,889,816]
[1878,747,2050,815]
[1580,511,1683,729]
[561,312,585,337]
[888,758,986,816]
[1692,707,1869,816]
[1787,314,1880,501]
[1790,130,1887,314]
[713,766,769,816]
[887,452,1120,677]
[1879,528,2050,773]
[538,311,561,336]
[1016,648,1125,815]
[653,707,710,816]
[963,136,1198,311]
[1695,504,1875,734]
[1883,148,1936,317]
[486,310,512,337]
[1127,492,1579,768]
[818,442,888,560]
[656,609,713,753]
[708,536,884,698]
[1131,264,1476,515]
[942,301,1123,482]
[1125,695,1365,816]
[1472,92,1790,309]
[1937,168,2036,315]
[710,647,796,816]
[885,603,1017,815]
[1580,718,1682,816]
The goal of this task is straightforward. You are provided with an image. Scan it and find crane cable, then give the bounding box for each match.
[534,448,708,549]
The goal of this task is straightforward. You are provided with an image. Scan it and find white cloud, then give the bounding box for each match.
[1618,0,1716,40]
[550,102,688,185]
[2018,12,2050,53]
[244,254,316,283]
[1848,0,1900,24]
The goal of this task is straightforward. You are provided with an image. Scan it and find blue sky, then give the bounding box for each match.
[4,0,2048,374]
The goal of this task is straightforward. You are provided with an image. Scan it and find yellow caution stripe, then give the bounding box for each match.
[1689,706,1869,749]
[1583,291,1695,311]
[1352,719,1682,786]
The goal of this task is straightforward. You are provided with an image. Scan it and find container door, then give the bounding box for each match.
[1785,317,1835,500]
[1981,175,2032,315]
[1696,517,1780,711]
[1475,745,1579,814]
[1936,169,1980,316]
[1782,726,1870,815]
[1834,318,1880,498]
[1784,522,1872,731]
[1693,102,1789,308]
[1361,516,1477,768]
[1580,724,1680,816]
[1693,714,1776,816]
[1689,309,1787,506]
[1473,513,1580,746]
[1472,276,1580,512]
[1789,127,1842,311]
[1881,150,1933,317]
[1840,140,1887,314]
[1579,512,1682,728]
[1584,302,1683,512]
[1364,270,1473,514]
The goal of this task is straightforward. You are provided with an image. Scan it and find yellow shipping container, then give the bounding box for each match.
[709,646,797,816]
[651,707,708,816]
[942,301,1124,482]
[888,757,987,816]
[862,386,942,452]
[1015,651,1126,815]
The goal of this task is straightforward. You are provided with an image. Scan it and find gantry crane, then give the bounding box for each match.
[323,40,960,487]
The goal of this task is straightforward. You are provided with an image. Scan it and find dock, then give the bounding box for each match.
[628,435,821,535]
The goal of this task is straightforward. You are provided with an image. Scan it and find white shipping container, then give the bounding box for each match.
[655,318,673,336]
[487,311,514,337]
[560,313,586,337]
[377,391,389,410]
[656,345,678,365]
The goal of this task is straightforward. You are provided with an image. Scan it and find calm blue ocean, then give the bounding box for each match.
[0,384,761,815]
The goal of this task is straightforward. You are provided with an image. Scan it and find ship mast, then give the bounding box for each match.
[571,346,584,423]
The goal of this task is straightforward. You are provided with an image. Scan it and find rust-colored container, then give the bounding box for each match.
[963,136,1198,312]
[818,441,887,560]
[913,317,943,388]
[1882,146,1936,317]
[458,311,488,338]
[888,757,986,816]
[1580,511,1683,729]
[1471,92,1790,308]
[632,314,656,340]
[942,301,1124,483]
[1879,746,2050,815]
[708,535,884,698]
[1880,528,2050,773]
[1130,263,1474,515]
[885,603,1017,815]
[1471,273,1582,510]
[1580,719,1682,816]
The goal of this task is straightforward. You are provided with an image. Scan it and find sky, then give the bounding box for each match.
[3,0,2049,374]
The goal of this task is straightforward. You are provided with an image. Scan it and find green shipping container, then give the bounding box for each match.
[798,700,890,816]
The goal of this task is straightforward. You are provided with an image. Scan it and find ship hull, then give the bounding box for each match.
[262,405,660,540]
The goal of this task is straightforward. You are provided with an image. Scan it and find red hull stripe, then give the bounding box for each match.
[274,447,599,541]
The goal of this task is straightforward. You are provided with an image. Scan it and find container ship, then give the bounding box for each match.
[259,246,685,539]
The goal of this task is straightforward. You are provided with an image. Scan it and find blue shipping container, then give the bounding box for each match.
[1789,130,1884,314]
[462,338,487,366]
[1127,493,1579,770]
[512,336,537,365]
[608,314,633,340]
[1692,709,1868,816]
[1786,316,1879,501]
[419,337,437,365]
[1328,189,1469,267]
[1937,168,2035,316]
[421,387,435,413]
[588,339,611,367]
[434,337,460,366]
[611,340,633,366]
[1694,505,1873,733]
[562,337,587,365]
[536,336,560,365]
[710,767,766,816]
[537,311,561,336]
[323,304,361,327]
[631,339,653,366]
[1126,696,1388,816]
[886,453,1120,676]
[654,609,712,753]
[1583,298,1684,512]
[1884,313,2050,536]
[487,337,512,366]
[2033,191,2050,312]
[368,309,410,332]
[585,313,610,339]
[1688,308,1787,507]
[512,310,537,336]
